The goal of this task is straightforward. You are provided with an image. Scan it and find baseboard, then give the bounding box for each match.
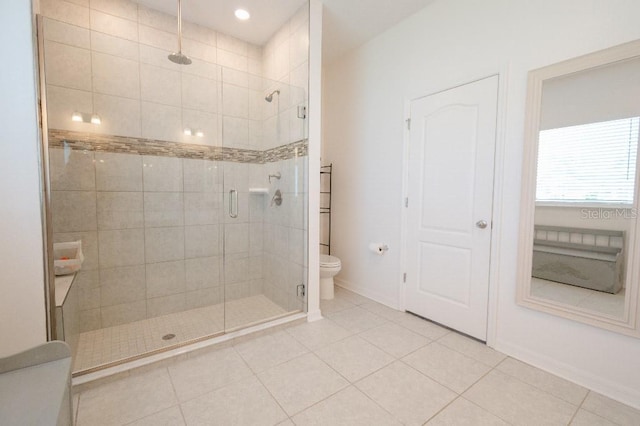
[495,339,640,410]
[334,278,400,309]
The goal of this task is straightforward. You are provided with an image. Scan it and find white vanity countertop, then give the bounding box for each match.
[54,274,76,307]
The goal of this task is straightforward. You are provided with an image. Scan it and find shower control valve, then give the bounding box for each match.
[271,189,283,207]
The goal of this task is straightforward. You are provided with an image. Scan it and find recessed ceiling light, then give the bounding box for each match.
[234,9,250,21]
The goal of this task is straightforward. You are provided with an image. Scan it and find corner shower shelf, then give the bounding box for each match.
[249,188,269,194]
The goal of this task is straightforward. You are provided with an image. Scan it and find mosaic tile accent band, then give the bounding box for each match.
[48,129,308,164]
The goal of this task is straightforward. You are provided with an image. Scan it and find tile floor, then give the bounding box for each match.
[72,287,640,425]
[531,278,626,318]
[74,295,288,372]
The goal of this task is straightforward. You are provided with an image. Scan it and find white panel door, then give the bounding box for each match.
[405,76,498,341]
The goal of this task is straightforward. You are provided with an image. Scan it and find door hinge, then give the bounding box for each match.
[403,273,407,283]
[297,283,306,297]
[404,197,409,208]
[406,118,411,130]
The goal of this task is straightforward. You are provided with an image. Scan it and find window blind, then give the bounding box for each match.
[536,117,640,204]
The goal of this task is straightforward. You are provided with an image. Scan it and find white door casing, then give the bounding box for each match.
[405,76,499,341]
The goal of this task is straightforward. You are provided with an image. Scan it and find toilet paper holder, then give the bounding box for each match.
[369,243,389,255]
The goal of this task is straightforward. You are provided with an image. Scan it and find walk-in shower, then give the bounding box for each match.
[39,0,310,375]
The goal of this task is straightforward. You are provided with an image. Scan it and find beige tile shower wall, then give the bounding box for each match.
[50,147,245,331]
[262,157,309,312]
[44,0,310,329]
[262,3,310,150]
[40,0,265,150]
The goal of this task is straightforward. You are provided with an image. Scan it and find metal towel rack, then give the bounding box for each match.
[320,164,332,255]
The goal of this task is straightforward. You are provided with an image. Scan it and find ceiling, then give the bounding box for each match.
[135,0,306,46]
[320,0,436,63]
[136,0,435,62]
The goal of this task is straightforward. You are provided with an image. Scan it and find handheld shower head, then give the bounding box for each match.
[265,90,280,102]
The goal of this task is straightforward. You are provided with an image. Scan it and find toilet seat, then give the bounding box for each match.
[320,254,341,267]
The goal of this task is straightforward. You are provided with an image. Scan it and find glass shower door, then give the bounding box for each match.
[221,68,308,332]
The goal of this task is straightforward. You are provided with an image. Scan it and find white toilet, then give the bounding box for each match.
[319,254,342,300]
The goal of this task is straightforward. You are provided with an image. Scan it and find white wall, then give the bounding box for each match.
[323,0,640,407]
[0,0,47,356]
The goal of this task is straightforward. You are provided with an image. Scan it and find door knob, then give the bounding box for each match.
[476,220,488,229]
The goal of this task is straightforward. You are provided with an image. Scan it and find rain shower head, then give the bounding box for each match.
[265,90,280,102]
[168,0,191,65]
[168,52,192,65]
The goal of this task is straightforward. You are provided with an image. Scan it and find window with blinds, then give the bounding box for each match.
[536,117,640,205]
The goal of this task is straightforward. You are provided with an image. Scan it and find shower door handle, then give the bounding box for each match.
[229,189,238,218]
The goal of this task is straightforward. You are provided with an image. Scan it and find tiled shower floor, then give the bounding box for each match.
[74,295,289,372]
